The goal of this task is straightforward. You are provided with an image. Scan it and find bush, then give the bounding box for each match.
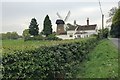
[2,37,99,79]
[0,32,19,40]
[24,35,44,41]
[110,23,120,38]
[45,34,62,40]
[97,28,109,39]
[24,34,62,41]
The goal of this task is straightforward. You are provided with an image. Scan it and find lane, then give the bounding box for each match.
[109,38,120,50]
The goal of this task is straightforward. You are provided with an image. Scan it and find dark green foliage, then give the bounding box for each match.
[97,28,109,39]
[45,34,62,40]
[29,18,39,36]
[22,29,30,38]
[2,37,99,79]
[24,34,61,41]
[24,35,44,41]
[110,9,120,38]
[43,15,52,37]
[112,9,120,24]
[0,32,19,40]
[110,23,120,38]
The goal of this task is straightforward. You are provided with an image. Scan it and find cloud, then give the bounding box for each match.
[1,1,118,35]
[1,0,120,2]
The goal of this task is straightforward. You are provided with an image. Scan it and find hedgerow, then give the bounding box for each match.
[2,37,99,79]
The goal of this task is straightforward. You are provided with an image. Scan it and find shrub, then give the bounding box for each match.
[45,34,62,40]
[24,35,44,41]
[97,28,109,39]
[2,37,99,79]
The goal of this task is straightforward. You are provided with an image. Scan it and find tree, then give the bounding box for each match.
[11,32,19,39]
[22,29,30,38]
[29,18,39,36]
[6,32,11,39]
[1,32,19,40]
[22,29,31,41]
[43,15,52,37]
[112,9,120,24]
[106,7,117,23]
[98,28,109,39]
[110,9,120,38]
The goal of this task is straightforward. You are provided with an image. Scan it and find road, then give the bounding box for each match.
[109,38,120,50]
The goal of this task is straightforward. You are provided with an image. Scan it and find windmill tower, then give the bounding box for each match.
[56,11,71,35]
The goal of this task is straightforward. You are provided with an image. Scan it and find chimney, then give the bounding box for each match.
[74,20,76,26]
[87,18,89,26]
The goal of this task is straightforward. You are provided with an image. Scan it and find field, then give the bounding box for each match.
[1,38,87,54]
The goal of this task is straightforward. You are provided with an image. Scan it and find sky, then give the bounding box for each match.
[0,0,119,35]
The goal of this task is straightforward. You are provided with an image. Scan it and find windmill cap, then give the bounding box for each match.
[56,19,65,24]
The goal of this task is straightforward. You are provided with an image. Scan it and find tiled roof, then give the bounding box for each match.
[67,23,77,30]
[77,24,97,31]
[67,23,97,31]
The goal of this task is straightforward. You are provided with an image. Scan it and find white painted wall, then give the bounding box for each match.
[57,30,97,40]
[56,35,74,40]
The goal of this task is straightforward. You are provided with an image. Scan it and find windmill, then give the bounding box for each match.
[56,11,71,34]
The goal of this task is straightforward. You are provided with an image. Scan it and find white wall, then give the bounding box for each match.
[56,35,74,40]
[57,30,97,40]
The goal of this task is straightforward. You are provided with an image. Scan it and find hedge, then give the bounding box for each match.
[2,37,99,79]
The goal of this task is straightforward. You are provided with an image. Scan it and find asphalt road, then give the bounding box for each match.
[109,38,120,50]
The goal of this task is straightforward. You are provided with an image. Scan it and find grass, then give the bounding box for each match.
[76,39,118,78]
[1,38,88,54]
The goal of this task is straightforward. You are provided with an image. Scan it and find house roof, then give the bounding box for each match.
[67,23,97,31]
[67,23,77,30]
[77,24,97,31]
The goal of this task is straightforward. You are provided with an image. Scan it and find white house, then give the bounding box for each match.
[56,18,97,40]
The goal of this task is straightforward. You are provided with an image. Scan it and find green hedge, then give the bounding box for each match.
[2,37,99,79]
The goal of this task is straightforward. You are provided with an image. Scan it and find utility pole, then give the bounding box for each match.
[102,14,104,30]
[98,0,104,38]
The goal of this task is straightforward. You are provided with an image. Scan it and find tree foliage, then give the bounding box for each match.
[43,15,52,37]
[22,29,30,38]
[0,32,19,40]
[106,7,117,23]
[98,28,109,39]
[112,9,120,24]
[110,9,120,38]
[110,23,120,38]
[29,18,39,36]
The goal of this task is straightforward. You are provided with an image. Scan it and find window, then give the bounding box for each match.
[69,35,73,37]
[77,35,81,38]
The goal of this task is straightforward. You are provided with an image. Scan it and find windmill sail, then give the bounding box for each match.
[64,11,71,22]
[56,12,63,20]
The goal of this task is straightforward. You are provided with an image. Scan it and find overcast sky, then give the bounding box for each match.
[0,0,119,35]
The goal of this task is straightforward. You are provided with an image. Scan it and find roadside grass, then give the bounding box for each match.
[76,39,118,78]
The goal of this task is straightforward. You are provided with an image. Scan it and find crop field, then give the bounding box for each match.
[1,38,87,54]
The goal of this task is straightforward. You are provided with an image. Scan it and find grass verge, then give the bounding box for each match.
[76,39,118,78]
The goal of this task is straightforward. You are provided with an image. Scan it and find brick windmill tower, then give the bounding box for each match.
[56,11,70,35]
